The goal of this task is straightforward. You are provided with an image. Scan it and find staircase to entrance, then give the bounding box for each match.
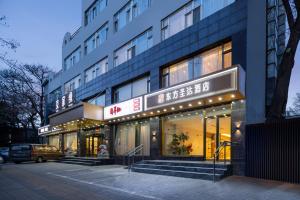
[131,160,232,181]
[58,157,114,166]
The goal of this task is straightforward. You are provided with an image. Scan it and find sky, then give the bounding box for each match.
[0,0,299,108]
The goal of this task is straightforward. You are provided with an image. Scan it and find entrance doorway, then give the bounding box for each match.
[86,136,102,157]
[205,116,231,160]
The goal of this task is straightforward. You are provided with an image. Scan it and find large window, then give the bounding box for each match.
[114,76,150,103]
[64,75,81,94]
[114,0,151,32]
[162,111,204,156]
[161,0,235,41]
[85,57,108,83]
[49,135,60,150]
[162,42,232,88]
[88,94,106,106]
[64,132,78,156]
[64,47,81,71]
[114,120,150,156]
[114,29,153,67]
[49,87,61,103]
[85,0,108,26]
[84,23,108,55]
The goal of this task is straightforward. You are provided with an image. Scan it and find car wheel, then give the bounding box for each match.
[37,157,43,163]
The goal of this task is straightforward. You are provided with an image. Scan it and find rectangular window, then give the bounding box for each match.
[85,57,108,83]
[64,75,81,94]
[161,42,232,87]
[161,0,235,41]
[88,94,106,106]
[64,47,81,71]
[113,76,150,103]
[84,23,108,55]
[64,132,77,156]
[114,28,153,67]
[85,0,108,26]
[115,120,150,156]
[114,0,151,32]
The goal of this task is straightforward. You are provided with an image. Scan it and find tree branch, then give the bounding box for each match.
[283,0,295,28]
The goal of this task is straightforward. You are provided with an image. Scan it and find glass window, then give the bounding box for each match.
[114,76,149,103]
[85,23,108,55]
[162,111,204,156]
[64,47,81,71]
[114,0,151,32]
[85,0,107,26]
[64,132,77,156]
[49,135,60,150]
[85,57,108,83]
[162,0,235,41]
[88,94,106,106]
[115,121,150,156]
[64,75,81,94]
[114,29,153,67]
[161,42,232,88]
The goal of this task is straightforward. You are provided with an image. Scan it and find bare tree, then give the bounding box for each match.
[0,63,50,130]
[287,93,300,115]
[267,0,300,119]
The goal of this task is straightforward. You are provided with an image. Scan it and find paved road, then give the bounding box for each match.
[0,162,300,200]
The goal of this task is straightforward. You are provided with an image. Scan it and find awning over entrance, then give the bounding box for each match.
[49,102,104,126]
[39,102,105,136]
[104,65,245,123]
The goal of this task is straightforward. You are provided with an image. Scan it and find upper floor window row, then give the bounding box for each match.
[64,75,81,94]
[64,47,81,71]
[88,94,106,106]
[85,0,108,26]
[85,57,108,84]
[162,0,235,41]
[113,76,150,103]
[162,42,232,88]
[49,87,62,103]
[114,0,151,32]
[114,28,153,67]
[84,23,108,55]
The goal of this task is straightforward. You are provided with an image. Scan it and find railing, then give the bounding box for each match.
[126,144,144,172]
[213,141,236,182]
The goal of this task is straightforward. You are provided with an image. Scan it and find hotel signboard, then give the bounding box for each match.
[104,97,143,120]
[145,67,241,110]
[55,91,75,113]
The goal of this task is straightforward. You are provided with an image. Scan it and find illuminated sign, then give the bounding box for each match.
[56,91,75,113]
[145,67,238,110]
[104,97,143,120]
[38,125,51,136]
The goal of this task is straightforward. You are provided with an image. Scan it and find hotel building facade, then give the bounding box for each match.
[41,0,285,175]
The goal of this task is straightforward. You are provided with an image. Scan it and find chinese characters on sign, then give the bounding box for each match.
[145,70,236,110]
[55,91,75,113]
[104,97,143,120]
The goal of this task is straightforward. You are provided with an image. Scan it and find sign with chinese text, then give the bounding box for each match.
[145,68,238,110]
[38,125,51,136]
[104,97,143,120]
[55,91,75,113]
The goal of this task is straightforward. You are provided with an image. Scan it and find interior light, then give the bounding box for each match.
[188,103,192,107]
[171,107,175,110]
[143,113,146,116]
[179,105,183,109]
[163,109,167,112]
[137,115,140,117]
[157,110,160,113]
[132,116,136,118]
[208,99,213,103]
[218,97,223,101]
[150,112,154,115]
[231,94,236,98]
[198,101,202,105]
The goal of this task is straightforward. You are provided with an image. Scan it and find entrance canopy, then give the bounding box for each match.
[39,102,105,136]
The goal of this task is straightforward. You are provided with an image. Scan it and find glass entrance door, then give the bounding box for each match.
[205,116,231,160]
[86,136,100,157]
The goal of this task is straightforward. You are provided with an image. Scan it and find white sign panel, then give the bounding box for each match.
[104,97,143,120]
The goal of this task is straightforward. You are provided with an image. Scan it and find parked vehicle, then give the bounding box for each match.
[10,144,63,164]
[0,147,10,162]
[0,156,3,169]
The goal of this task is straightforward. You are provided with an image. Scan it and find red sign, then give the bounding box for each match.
[110,106,122,115]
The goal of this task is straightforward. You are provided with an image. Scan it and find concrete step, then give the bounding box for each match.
[58,157,114,166]
[133,163,227,174]
[58,160,97,166]
[131,167,223,181]
[141,160,230,169]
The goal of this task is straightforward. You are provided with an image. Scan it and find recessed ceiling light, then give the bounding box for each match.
[208,99,213,103]
[157,110,160,113]
[198,101,202,105]
[171,107,175,110]
[231,94,236,98]
[179,105,183,109]
[218,97,223,101]
[188,103,192,107]
[163,109,167,112]
[150,112,154,115]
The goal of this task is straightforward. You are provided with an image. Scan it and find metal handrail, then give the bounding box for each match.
[127,144,144,172]
[213,141,236,182]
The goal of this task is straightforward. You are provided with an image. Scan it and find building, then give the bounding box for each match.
[41,0,284,175]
